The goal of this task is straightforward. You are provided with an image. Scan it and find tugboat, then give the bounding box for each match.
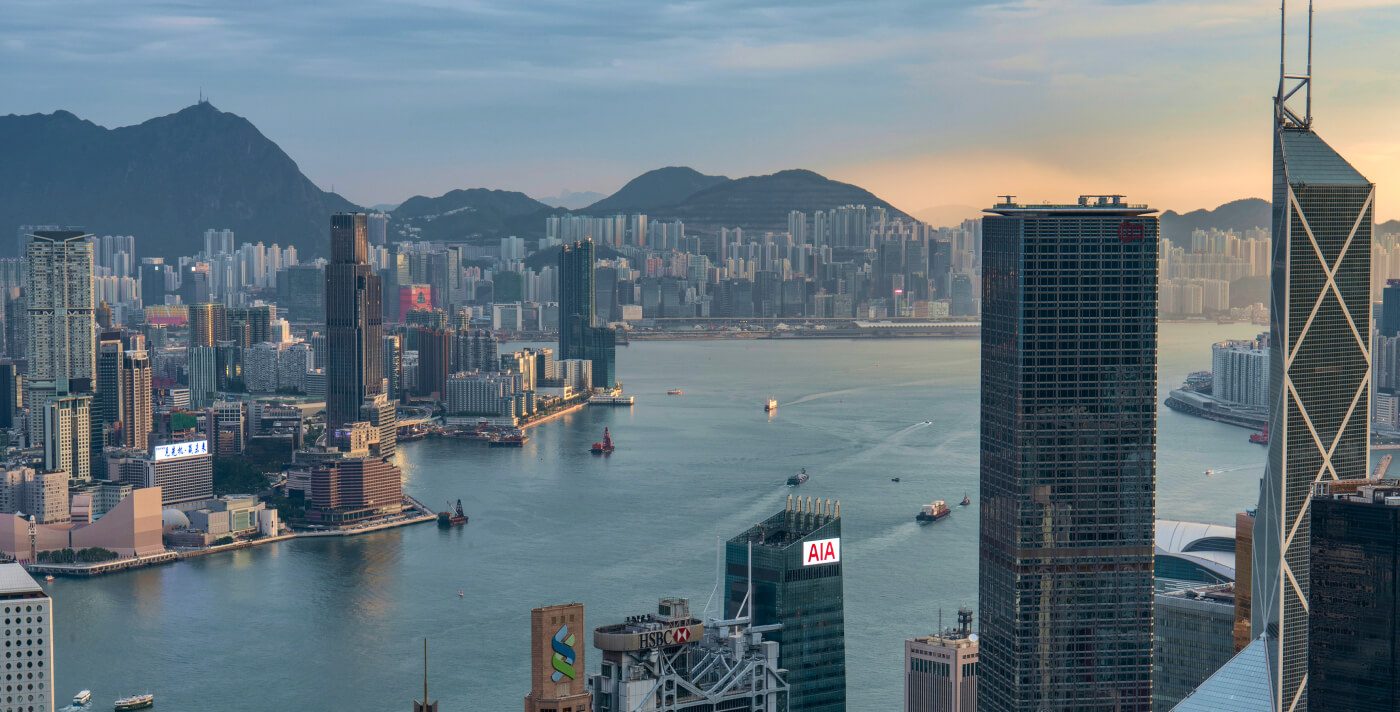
[113,693,154,711]
[764,397,778,412]
[787,468,809,486]
[916,500,952,523]
[73,689,92,706]
[1249,425,1269,445]
[437,500,468,528]
[590,428,615,455]
[959,493,971,507]
[667,388,684,396]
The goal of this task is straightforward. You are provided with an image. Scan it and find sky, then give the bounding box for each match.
[4,0,1399,221]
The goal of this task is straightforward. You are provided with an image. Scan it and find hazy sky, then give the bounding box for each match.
[5,0,1399,220]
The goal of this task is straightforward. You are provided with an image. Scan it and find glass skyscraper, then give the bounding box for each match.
[559,239,617,389]
[978,196,1159,711]
[726,496,845,712]
[1251,82,1374,712]
[325,213,386,430]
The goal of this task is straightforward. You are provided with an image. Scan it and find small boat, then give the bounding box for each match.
[437,500,468,528]
[113,693,154,711]
[73,689,92,706]
[916,500,952,523]
[44,575,54,582]
[891,477,901,483]
[959,493,971,507]
[457,590,465,598]
[1205,468,1215,477]
[764,398,778,412]
[787,468,809,486]
[1250,425,1269,445]
[667,388,684,396]
[590,428,615,455]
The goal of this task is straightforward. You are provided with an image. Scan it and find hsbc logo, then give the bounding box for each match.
[1118,221,1145,244]
[803,537,841,566]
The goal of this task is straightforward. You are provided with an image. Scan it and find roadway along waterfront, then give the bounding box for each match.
[50,324,1263,711]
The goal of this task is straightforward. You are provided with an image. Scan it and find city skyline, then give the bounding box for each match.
[4,1,1398,220]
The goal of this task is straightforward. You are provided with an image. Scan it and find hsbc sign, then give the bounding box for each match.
[802,537,841,566]
[597,623,704,652]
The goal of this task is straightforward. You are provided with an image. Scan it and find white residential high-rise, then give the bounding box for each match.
[25,229,95,445]
[0,564,54,712]
[204,228,235,258]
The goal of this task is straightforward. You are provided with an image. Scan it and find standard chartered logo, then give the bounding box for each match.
[550,625,577,682]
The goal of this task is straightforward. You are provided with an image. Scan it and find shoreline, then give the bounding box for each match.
[519,399,589,429]
[35,497,437,578]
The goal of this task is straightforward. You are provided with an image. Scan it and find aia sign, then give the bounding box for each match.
[803,537,841,566]
[1118,221,1145,244]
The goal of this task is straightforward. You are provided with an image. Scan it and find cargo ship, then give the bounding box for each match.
[787,468,809,486]
[437,500,468,528]
[916,500,952,523]
[114,693,155,711]
[488,430,527,447]
[590,428,615,455]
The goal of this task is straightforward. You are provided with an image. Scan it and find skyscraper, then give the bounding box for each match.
[25,229,96,447]
[559,240,617,390]
[1308,480,1400,710]
[326,213,385,429]
[44,393,92,482]
[119,347,152,451]
[0,564,54,712]
[726,495,845,712]
[525,603,592,712]
[1251,9,1374,708]
[978,196,1159,711]
[187,302,227,349]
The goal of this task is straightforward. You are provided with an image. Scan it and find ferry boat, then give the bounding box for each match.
[590,393,635,406]
[959,493,971,507]
[916,501,952,523]
[590,428,615,455]
[667,388,684,396]
[437,500,468,528]
[73,689,92,706]
[786,468,809,486]
[113,693,154,711]
[764,398,779,412]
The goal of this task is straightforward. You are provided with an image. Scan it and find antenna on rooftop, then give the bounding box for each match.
[1275,0,1314,129]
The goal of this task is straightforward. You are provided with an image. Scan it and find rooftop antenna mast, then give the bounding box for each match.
[1275,0,1314,129]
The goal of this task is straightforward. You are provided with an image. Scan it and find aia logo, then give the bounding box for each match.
[1118,221,1145,244]
[803,537,841,566]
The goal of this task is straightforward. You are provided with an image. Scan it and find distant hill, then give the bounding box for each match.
[585,167,729,213]
[537,189,606,210]
[1381,219,1400,236]
[660,169,911,230]
[1160,198,1271,243]
[0,103,358,258]
[390,188,557,243]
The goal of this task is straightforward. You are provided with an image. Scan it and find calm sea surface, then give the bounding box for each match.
[52,324,1264,711]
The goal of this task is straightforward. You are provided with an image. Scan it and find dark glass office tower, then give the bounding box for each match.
[978,196,1159,711]
[1382,280,1400,338]
[325,213,385,429]
[559,240,617,389]
[726,496,845,712]
[1252,57,1373,712]
[1308,481,1400,711]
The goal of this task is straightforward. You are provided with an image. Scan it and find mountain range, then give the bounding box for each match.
[0,102,356,259]
[4,103,1392,259]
